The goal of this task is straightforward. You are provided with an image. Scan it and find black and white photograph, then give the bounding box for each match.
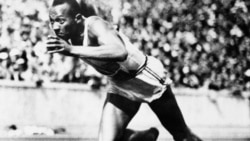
[0,0,249,140]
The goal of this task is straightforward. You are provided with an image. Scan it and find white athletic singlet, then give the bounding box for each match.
[81,16,170,103]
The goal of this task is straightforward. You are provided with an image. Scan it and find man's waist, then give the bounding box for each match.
[110,56,148,81]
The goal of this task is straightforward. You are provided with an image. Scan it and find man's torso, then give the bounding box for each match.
[79,16,169,102]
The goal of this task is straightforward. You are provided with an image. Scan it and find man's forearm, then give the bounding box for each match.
[68,45,128,61]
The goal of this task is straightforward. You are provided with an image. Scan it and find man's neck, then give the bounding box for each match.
[70,35,83,45]
[70,22,85,45]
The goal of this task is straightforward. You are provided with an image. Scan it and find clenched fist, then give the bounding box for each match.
[46,35,71,54]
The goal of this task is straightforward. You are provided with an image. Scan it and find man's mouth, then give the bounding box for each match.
[57,33,65,37]
[57,33,69,40]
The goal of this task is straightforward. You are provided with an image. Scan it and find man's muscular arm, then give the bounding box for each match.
[46,16,128,61]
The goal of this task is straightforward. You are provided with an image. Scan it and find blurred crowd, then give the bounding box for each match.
[117,0,250,92]
[0,0,250,92]
[0,0,104,89]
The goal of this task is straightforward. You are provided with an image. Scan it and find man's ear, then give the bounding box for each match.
[75,13,83,24]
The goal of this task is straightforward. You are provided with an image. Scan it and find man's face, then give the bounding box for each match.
[49,3,78,40]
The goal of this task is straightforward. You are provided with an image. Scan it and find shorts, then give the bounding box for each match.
[107,56,171,103]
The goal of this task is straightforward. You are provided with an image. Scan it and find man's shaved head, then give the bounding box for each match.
[51,0,97,17]
[51,0,82,17]
[49,0,85,40]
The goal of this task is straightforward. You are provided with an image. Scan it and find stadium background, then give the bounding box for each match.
[0,0,250,140]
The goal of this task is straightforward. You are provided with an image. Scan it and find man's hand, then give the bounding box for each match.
[46,35,71,54]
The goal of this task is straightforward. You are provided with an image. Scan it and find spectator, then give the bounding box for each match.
[0,0,249,92]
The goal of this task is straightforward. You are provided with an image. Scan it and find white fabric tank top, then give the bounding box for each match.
[82,16,146,78]
[81,16,169,102]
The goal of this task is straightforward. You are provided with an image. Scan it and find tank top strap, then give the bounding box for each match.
[83,17,90,46]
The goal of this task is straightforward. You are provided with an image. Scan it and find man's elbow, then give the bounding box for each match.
[117,49,128,61]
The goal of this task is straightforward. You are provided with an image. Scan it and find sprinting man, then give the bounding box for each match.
[46,0,202,141]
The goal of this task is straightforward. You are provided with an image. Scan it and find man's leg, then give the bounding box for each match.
[99,93,159,141]
[149,86,202,141]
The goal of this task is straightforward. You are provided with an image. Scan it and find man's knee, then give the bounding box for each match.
[122,128,159,141]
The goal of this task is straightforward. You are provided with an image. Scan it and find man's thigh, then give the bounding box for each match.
[99,93,141,141]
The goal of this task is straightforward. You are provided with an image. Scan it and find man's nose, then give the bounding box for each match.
[52,22,60,32]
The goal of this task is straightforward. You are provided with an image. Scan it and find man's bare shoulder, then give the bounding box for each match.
[86,16,104,26]
[86,16,113,35]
